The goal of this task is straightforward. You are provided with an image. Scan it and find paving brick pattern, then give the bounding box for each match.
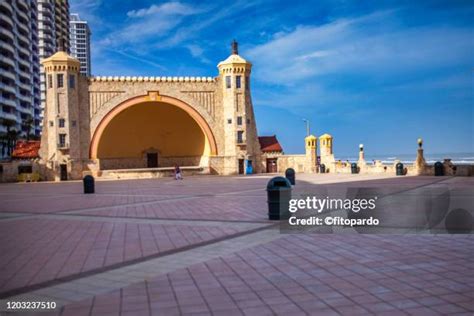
[0,218,256,295]
[26,233,474,316]
[0,174,472,316]
[81,195,268,222]
[0,194,171,214]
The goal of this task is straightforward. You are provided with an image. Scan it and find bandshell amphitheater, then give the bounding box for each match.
[37,42,263,180]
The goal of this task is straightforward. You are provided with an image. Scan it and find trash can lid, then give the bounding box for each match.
[267,176,292,189]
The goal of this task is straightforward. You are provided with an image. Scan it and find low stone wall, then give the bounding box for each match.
[453,165,474,176]
[329,160,474,177]
[277,155,307,173]
[2,156,473,182]
[99,156,204,170]
[0,160,43,182]
[328,160,417,176]
[99,158,145,170]
[98,166,208,180]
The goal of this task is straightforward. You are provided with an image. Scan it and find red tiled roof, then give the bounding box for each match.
[258,135,283,153]
[11,140,40,159]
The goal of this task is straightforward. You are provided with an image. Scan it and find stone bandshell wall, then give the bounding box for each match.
[88,77,222,153]
[99,156,204,170]
[81,76,228,174]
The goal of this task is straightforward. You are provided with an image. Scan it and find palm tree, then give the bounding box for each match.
[0,134,7,158]
[3,120,18,157]
[7,129,19,156]
[22,117,34,141]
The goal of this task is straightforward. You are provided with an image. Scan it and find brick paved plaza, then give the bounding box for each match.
[0,174,473,315]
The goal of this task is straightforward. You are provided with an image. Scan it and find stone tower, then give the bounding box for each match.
[319,133,335,166]
[305,135,318,173]
[217,40,261,174]
[39,48,82,181]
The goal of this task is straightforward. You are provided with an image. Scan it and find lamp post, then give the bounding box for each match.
[416,137,426,174]
[358,143,365,163]
[302,119,310,136]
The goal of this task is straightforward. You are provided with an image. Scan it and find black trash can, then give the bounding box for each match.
[320,164,326,174]
[285,168,295,185]
[267,176,292,220]
[351,163,358,174]
[83,175,95,194]
[434,162,444,176]
[396,163,404,176]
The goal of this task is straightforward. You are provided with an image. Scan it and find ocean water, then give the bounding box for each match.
[335,152,474,165]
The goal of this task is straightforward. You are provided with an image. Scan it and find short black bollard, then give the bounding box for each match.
[267,176,292,220]
[285,168,295,185]
[434,162,444,176]
[320,164,326,174]
[396,162,404,176]
[83,175,95,194]
[351,163,358,174]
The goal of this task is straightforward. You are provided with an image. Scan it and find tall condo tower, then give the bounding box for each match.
[69,13,91,76]
[0,0,41,158]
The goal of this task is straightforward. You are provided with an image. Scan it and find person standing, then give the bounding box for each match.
[174,164,183,180]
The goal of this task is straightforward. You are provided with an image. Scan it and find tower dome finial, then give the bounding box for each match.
[231,39,238,55]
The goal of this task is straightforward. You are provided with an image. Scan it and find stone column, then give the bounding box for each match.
[415,138,427,175]
[305,135,317,173]
[319,134,335,170]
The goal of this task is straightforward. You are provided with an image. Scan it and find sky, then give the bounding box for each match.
[71,0,473,156]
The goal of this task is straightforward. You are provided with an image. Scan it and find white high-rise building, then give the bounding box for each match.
[69,13,91,76]
[37,0,69,134]
[0,0,41,158]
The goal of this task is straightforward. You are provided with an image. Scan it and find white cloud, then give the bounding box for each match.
[186,44,203,57]
[112,49,166,70]
[127,2,204,18]
[186,44,211,64]
[70,0,101,11]
[155,0,260,48]
[70,0,103,25]
[295,50,332,61]
[101,2,206,48]
[97,0,261,66]
[245,10,474,85]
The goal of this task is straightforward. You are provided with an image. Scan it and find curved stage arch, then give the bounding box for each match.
[89,94,218,161]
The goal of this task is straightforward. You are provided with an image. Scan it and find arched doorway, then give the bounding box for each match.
[90,95,217,170]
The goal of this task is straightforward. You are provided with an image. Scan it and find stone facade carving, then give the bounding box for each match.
[181,91,216,118]
[89,91,125,116]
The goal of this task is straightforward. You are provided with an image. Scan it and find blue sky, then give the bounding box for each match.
[71,0,473,156]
